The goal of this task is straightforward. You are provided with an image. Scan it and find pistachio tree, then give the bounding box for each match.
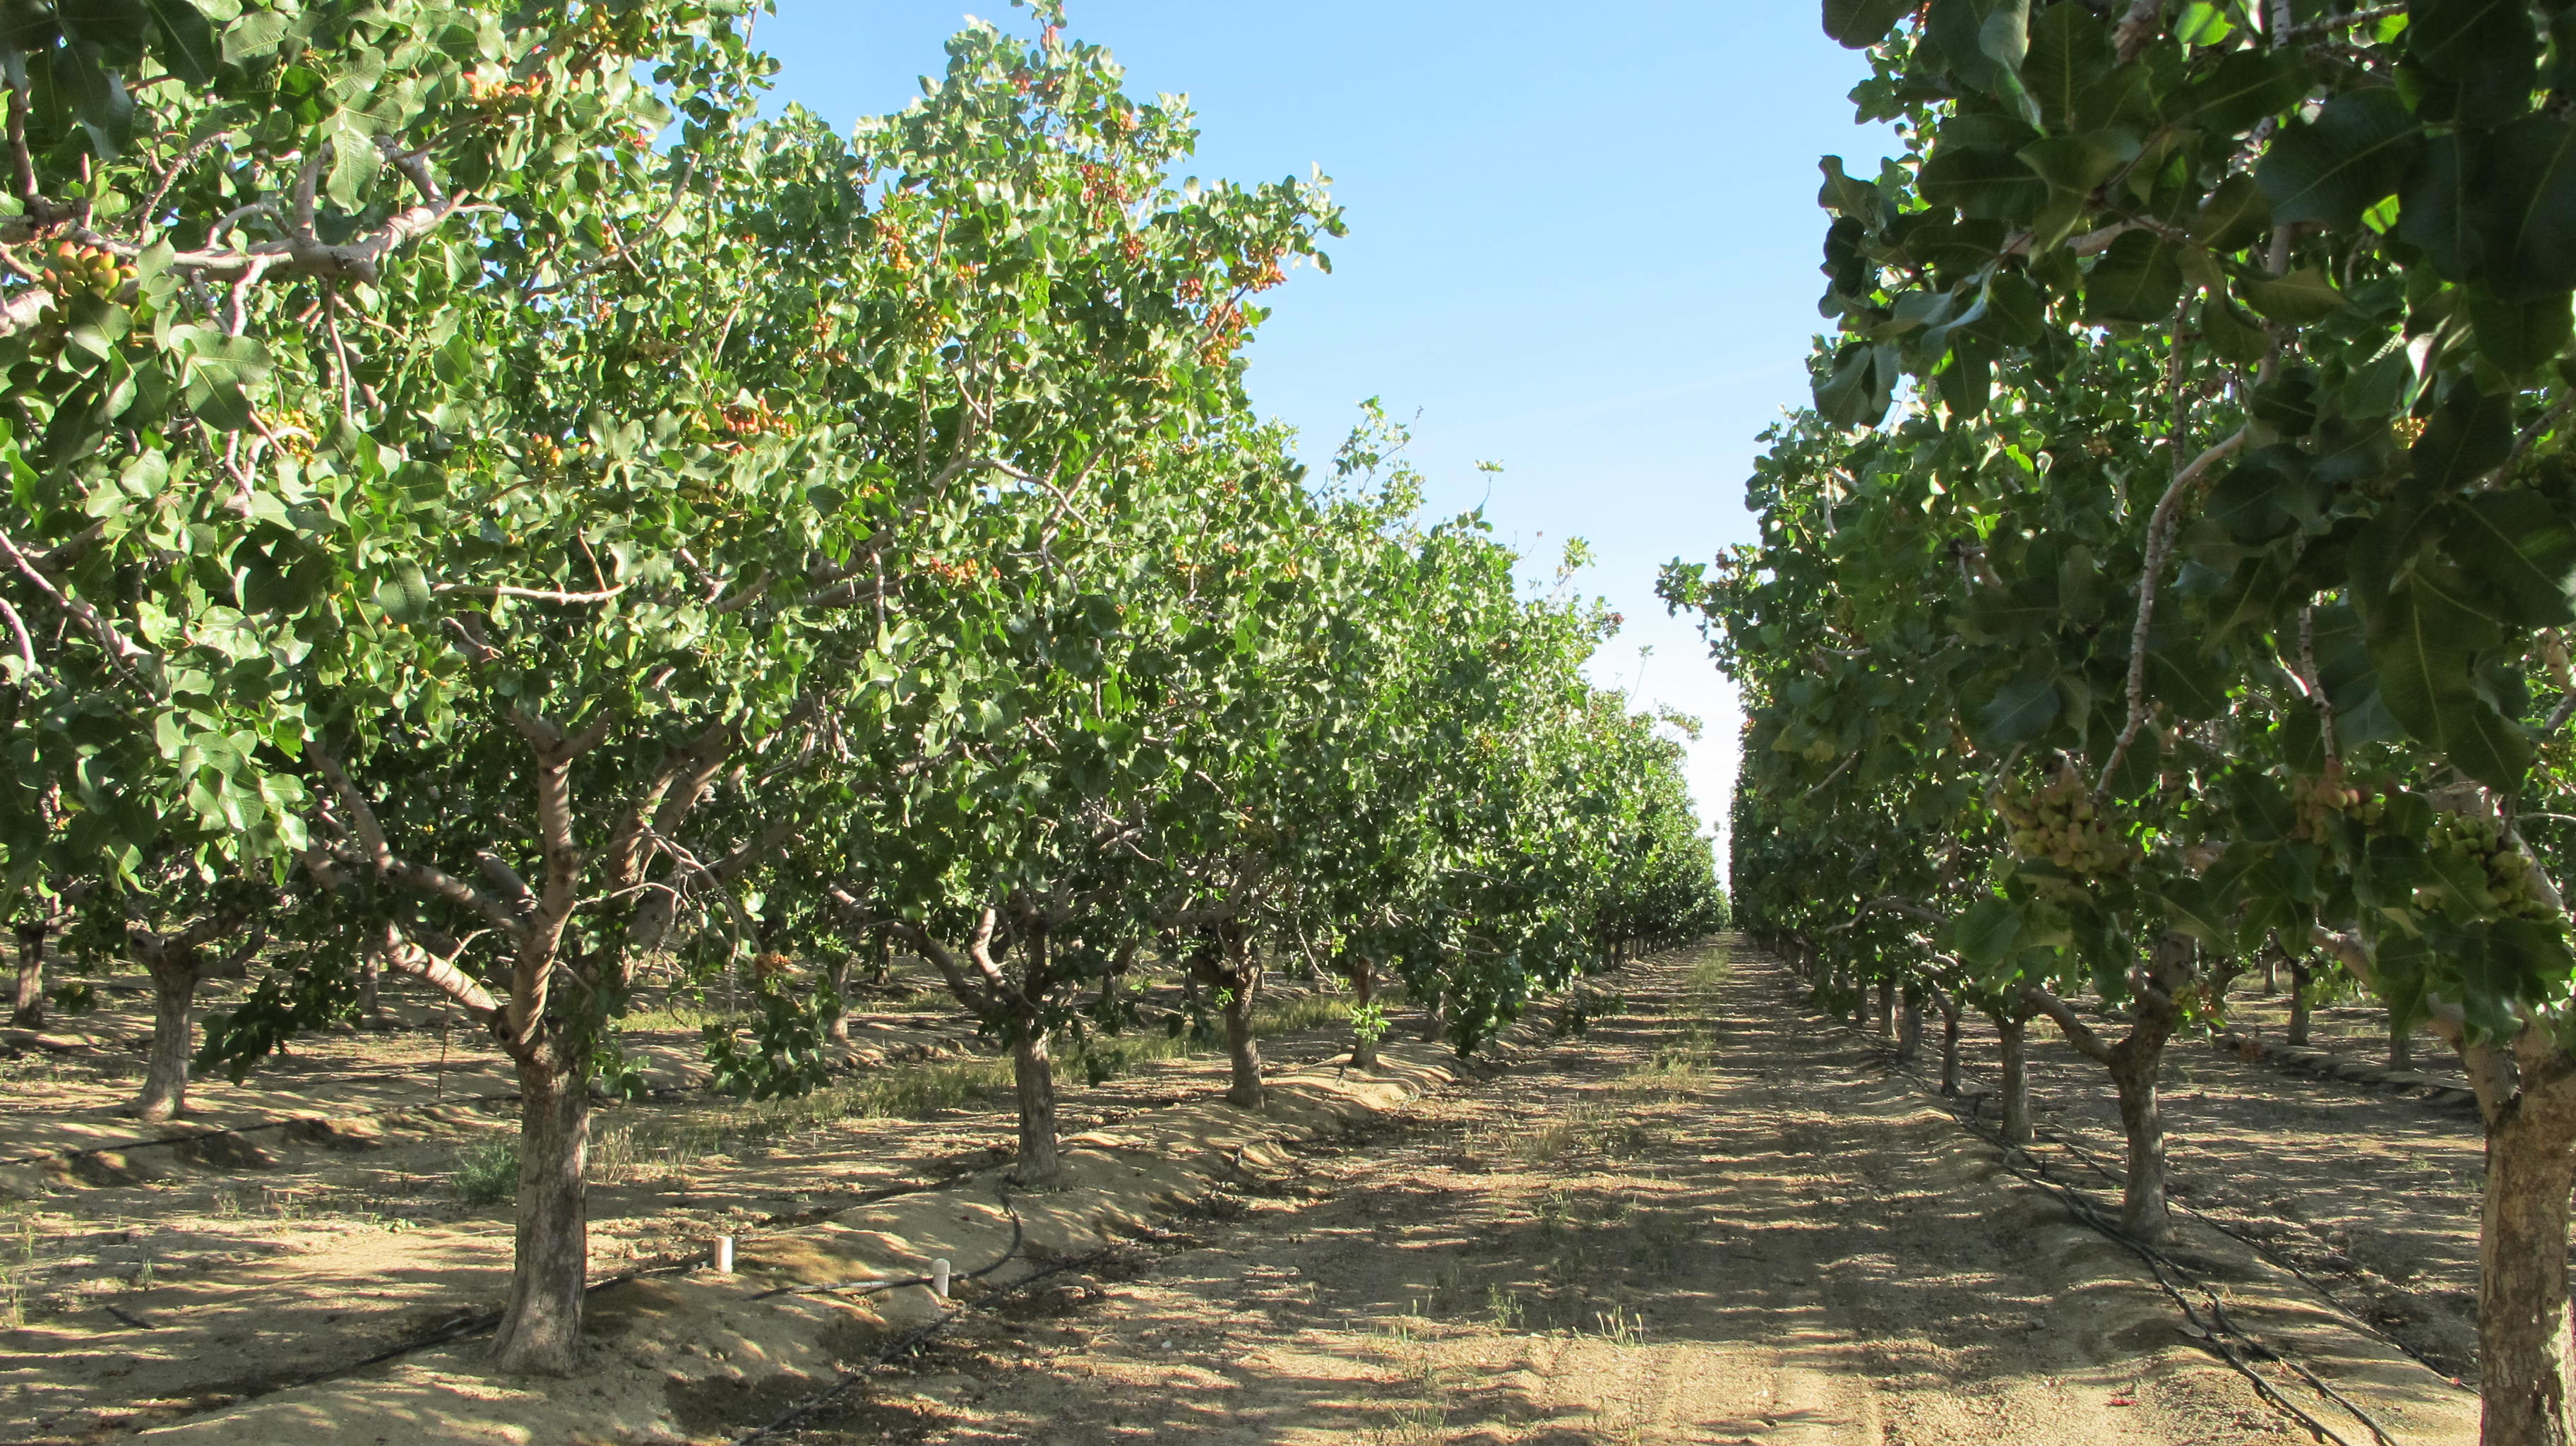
[1679,3,2576,1436]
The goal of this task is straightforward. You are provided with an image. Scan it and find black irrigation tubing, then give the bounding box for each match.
[2016,1111,2460,1383]
[1788,980,2404,1446]
[1926,1027,2463,1387]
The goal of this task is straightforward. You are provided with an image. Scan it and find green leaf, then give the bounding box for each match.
[57,40,134,156]
[2258,88,2422,232]
[2188,172,2272,255]
[2450,491,2576,626]
[2469,285,2575,374]
[2019,131,2137,196]
[2367,571,2532,791]
[56,0,150,66]
[139,0,215,85]
[1949,897,2024,970]
[1816,155,1881,222]
[2188,48,2310,137]
[1921,141,2051,221]
[2476,118,2576,301]
[2084,229,2184,323]
[2411,379,2515,490]
[2200,293,2270,364]
[2020,0,2111,131]
[1974,662,2060,744]
[2239,267,2347,323]
[2398,132,2482,282]
[2409,0,2541,128]
[326,123,377,211]
[1824,0,1916,48]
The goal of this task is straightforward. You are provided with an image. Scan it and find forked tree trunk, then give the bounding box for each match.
[1895,984,1922,1063]
[136,969,198,1122]
[491,1051,590,1377]
[1998,1012,2032,1145]
[1010,1025,1063,1185]
[1938,992,1962,1097]
[2477,1079,2576,1446]
[11,923,44,1029]
[2287,960,2313,1045]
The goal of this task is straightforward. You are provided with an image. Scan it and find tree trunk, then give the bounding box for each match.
[358,952,382,1019]
[1418,985,1447,1044]
[825,955,852,1044]
[1895,984,1922,1063]
[11,922,44,1029]
[136,967,198,1122]
[1875,978,1894,1035]
[2261,952,2277,996]
[491,1051,590,1376]
[2107,1044,2170,1238]
[871,933,895,987]
[1009,1025,1063,1186]
[1349,960,1379,1070]
[1998,1013,2032,1146]
[1223,978,1263,1109]
[1938,993,1962,1097]
[2390,1015,2413,1070]
[2477,1083,2576,1446]
[2287,960,2312,1045]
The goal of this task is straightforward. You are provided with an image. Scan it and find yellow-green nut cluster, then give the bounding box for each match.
[2290,767,2384,844]
[40,241,136,299]
[1993,770,2133,878]
[2425,812,2553,920]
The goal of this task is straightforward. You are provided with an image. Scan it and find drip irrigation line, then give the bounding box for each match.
[1929,1027,2459,1385]
[1789,976,2411,1446]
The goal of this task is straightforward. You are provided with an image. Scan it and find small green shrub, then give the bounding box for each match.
[450,1138,519,1205]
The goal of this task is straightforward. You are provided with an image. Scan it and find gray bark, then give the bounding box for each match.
[1010,1026,1063,1185]
[11,923,43,1029]
[1998,1012,2033,1146]
[2476,1074,2576,1446]
[490,1051,589,1376]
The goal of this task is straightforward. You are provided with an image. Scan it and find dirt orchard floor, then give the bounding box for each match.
[0,967,1359,1444]
[768,943,2475,1446]
[1898,976,2496,1388]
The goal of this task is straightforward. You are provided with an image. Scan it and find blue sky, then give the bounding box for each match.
[751,1,1899,849]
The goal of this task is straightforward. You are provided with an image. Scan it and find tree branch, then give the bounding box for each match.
[2099,428,2249,796]
[2022,982,2115,1065]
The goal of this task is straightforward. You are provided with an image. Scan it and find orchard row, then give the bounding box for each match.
[0,1,1723,1377]
[1665,4,2576,1445]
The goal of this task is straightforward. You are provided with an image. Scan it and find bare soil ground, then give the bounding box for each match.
[0,943,2497,1445]
[762,945,2475,1446]
[0,969,1352,1443]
